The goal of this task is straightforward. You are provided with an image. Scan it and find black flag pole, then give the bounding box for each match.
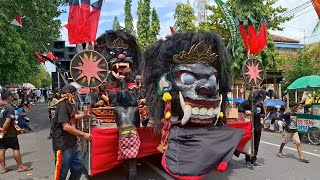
[242,57,265,158]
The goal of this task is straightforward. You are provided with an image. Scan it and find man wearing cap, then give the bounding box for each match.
[52,84,92,180]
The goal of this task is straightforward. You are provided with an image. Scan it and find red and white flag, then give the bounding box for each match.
[10,16,22,27]
[83,0,103,42]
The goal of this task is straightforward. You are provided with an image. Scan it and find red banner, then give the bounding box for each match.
[312,0,320,18]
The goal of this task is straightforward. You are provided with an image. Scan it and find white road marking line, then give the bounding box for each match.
[143,160,174,180]
[260,140,320,157]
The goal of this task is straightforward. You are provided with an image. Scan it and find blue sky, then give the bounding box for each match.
[46,0,320,72]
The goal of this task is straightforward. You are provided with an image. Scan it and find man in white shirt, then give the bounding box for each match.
[36,89,41,102]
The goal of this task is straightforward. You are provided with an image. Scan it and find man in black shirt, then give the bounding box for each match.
[238,90,266,168]
[0,89,32,174]
[52,84,92,180]
[277,107,309,163]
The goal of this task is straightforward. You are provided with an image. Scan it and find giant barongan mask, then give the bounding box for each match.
[142,31,244,179]
[95,29,141,81]
[143,31,231,129]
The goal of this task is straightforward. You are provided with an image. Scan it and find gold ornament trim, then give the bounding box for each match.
[109,38,129,49]
[173,41,219,64]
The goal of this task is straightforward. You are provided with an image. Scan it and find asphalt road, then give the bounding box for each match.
[1,103,319,180]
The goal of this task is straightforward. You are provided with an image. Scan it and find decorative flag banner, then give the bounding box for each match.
[81,0,91,21]
[64,0,84,44]
[65,0,103,44]
[81,0,103,42]
[10,16,22,27]
[214,0,237,56]
[312,0,320,19]
[35,52,46,64]
[170,26,176,35]
[237,16,268,55]
[35,52,59,64]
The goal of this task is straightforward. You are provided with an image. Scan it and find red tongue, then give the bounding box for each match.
[118,66,126,72]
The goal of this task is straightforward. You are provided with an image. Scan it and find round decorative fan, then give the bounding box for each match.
[242,58,265,87]
[70,50,109,88]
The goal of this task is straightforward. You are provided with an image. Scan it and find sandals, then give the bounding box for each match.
[277,153,285,158]
[1,168,12,174]
[18,166,33,172]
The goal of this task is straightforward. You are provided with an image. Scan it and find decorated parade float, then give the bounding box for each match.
[70,30,254,180]
[47,1,281,179]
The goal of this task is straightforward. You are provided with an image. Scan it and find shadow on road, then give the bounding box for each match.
[6,161,33,171]
[5,151,34,161]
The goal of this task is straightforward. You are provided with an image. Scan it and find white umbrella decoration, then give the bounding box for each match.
[22,83,35,89]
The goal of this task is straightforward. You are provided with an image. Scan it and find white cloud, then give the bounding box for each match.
[271,0,319,44]
[119,18,138,32]
[100,19,113,24]
[100,9,124,17]
[164,11,174,19]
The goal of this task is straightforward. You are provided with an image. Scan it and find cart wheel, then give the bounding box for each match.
[307,127,320,145]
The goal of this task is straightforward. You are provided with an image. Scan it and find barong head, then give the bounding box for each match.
[142,31,231,129]
[95,29,141,81]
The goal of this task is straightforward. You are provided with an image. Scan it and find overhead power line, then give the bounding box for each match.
[279,0,312,18]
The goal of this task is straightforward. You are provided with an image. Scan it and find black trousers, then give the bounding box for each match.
[245,130,261,163]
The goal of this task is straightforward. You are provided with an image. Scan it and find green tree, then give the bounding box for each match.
[124,0,134,33]
[137,0,151,49]
[150,8,160,43]
[173,1,197,32]
[0,0,63,85]
[284,50,319,89]
[28,66,52,88]
[201,0,291,78]
[113,16,121,30]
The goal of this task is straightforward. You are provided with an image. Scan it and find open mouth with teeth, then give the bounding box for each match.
[179,92,222,125]
[111,62,130,79]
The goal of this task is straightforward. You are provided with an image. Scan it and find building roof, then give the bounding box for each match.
[271,34,300,43]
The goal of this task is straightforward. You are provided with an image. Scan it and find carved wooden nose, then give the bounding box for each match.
[118,54,126,59]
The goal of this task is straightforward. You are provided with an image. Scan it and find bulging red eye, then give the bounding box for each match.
[180,73,196,85]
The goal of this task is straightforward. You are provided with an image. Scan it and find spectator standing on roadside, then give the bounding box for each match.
[36,89,41,102]
[43,88,48,103]
[47,93,59,139]
[277,106,309,163]
[0,89,32,174]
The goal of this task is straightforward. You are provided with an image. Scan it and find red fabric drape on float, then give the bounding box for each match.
[228,121,252,152]
[91,127,161,176]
